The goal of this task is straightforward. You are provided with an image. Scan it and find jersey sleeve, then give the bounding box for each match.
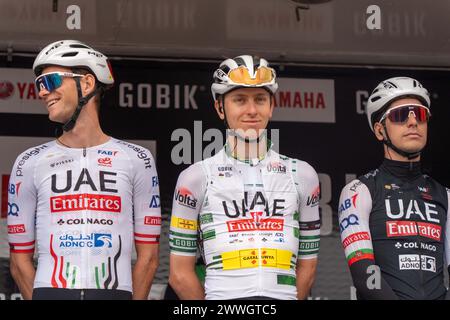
[169,163,206,256]
[131,148,161,245]
[338,180,374,266]
[7,151,37,254]
[294,161,321,260]
[445,188,450,270]
[339,179,397,299]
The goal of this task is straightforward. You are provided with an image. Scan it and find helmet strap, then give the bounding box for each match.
[381,122,421,160]
[62,77,99,132]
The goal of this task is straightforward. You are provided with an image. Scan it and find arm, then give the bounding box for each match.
[339,180,397,300]
[7,150,38,300]
[296,258,317,300]
[295,161,321,299]
[9,252,35,300]
[131,148,161,300]
[169,255,205,299]
[444,188,450,299]
[168,164,205,300]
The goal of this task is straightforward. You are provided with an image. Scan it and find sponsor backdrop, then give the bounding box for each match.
[0,58,449,299]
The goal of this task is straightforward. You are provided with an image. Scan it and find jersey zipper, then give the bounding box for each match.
[82,147,88,290]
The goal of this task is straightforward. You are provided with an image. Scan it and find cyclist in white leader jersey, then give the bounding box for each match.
[168,55,321,300]
[7,40,161,300]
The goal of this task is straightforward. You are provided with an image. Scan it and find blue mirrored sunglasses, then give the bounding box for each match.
[35,72,84,92]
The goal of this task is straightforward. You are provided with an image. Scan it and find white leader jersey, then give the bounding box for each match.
[7,138,161,292]
[169,147,321,300]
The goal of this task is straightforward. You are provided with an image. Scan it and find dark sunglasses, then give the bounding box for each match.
[379,104,431,124]
[35,72,84,93]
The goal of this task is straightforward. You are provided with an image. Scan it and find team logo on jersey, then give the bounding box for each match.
[7,202,20,217]
[349,181,362,192]
[306,186,320,207]
[8,224,26,234]
[338,194,358,214]
[226,211,284,232]
[50,159,74,168]
[342,231,370,249]
[399,254,436,272]
[50,194,121,213]
[222,191,285,218]
[175,188,198,209]
[149,195,161,208]
[98,150,118,156]
[58,233,113,248]
[56,218,114,226]
[144,216,161,226]
[384,184,400,190]
[339,214,359,232]
[51,169,118,194]
[15,145,49,177]
[8,182,21,197]
[170,216,197,230]
[266,162,286,174]
[98,157,112,167]
[385,199,440,223]
[386,221,441,241]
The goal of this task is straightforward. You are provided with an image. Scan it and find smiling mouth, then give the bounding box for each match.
[46,99,60,108]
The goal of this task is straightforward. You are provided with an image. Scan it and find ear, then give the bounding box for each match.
[214,100,225,120]
[82,74,96,95]
[373,122,385,141]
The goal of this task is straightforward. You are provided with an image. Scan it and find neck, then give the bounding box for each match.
[227,135,268,161]
[384,145,421,162]
[58,103,108,148]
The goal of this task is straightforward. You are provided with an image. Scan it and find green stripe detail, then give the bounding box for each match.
[95,267,100,289]
[213,255,222,260]
[65,262,70,278]
[203,229,216,241]
[102,263,105,278]
[299,235,320,240]
[277,275,296,286]
[71,268,76,288]
[169,238,197,248]
[169,230,198,238]
[347,249,374,260]
[200,213,213,225]
[293,211,299,221]
[206,260,223,269]
[298,250,319,256]
[294,227,299,239]
[170,246,197,253]
[299,241,320,250]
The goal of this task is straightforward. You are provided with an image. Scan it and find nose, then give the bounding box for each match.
[38,87,50,99]
[406,111,418,127]
[246,100,258,116]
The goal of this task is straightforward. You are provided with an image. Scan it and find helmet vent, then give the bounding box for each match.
[62,52,78,57]
[69,44,90,49]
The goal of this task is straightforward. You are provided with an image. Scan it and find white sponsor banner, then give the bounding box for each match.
[272,77,335,123]
[0,136,157,258]
[0,0,96,34]
[226,0,333,43]
[0,68,46,114]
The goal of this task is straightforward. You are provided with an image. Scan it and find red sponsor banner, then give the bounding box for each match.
[1,174,9,218]
[8,224,26,234]
[348,252,375,267]
[50,194,121,213]
[342,231,371,249]
[386,220,441,241]
[227,218,284,232]
[144,216,162,226]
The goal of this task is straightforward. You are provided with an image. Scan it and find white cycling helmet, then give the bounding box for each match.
[366,76,430,132]
[33,40,114,86]
[211,55,278,101]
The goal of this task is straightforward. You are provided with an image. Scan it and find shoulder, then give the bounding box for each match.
[280,152,318,183]
[13,141,56,173]
[113,138,155,170]
[177,161,207,187]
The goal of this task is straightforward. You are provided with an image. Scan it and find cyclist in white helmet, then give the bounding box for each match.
[168,55,321,300]
[7,40,161,300]
[338,77,450,299]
